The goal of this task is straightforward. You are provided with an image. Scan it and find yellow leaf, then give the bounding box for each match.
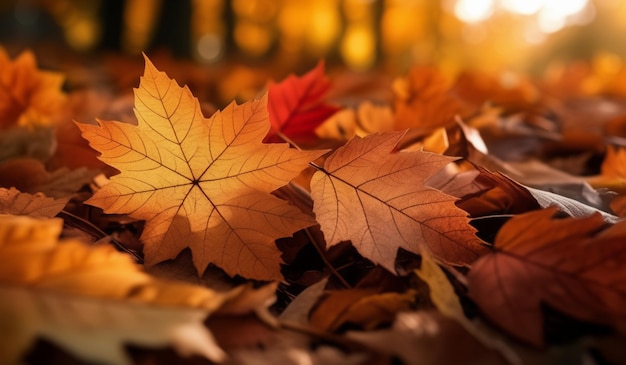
[0,214,250,364]
[77,55,325,280]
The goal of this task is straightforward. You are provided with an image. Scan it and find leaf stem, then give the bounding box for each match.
[276,130,303,151]
[58,210,144,263]
[275,130,346,286]
[304,227,352,289]
[469,214,515,221]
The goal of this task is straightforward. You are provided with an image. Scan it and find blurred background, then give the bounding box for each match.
[2,0,626,105]
[0,0,626,110]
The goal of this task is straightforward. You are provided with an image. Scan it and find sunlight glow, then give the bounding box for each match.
[451,0,592,38]
[454,0,494,23]
[501,0,543,15]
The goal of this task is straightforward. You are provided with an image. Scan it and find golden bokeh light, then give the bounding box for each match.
[341,24,375,70]
[11,0,626,73]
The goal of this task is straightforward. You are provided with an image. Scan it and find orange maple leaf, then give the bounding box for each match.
[0,48,66,129]
[467,207,626,346]
[310,132,487,272]
[77,55,324,280]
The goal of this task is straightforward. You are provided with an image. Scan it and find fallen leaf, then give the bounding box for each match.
[416,251,523,364]
[309,288,416,332]
[0,125,55,163]
[456,169,540,217]
[0,48,67,129]
[457,168,617,222]
[452,71,538,113]
[314,108,358,141]
[355,101,394,137]
[589,145,626,194]
[227,343,368,365]
[0,157,95,198]
[610,195,626,216]
[467,207,626,346]
[265,61,340,144]
[310,131,487,272]
[77,55,324,280]
[393,66,462,134]
[0,187,68,217]
[347,311,507,365]
[309,288,378,331]
[0,214,231,365]
[525,184,617,223]
[49,90,136,171]
[280,277,329,324]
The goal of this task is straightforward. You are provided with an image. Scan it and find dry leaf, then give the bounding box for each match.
[0,125,55,163]
[0,187,68,217]
[468,207,626,346]
[309,288,415,332]
[265,61,340,144]
[311,131,487,272]
[452,71,538,112]
[280,277,329,324]
[0,48,67,129]
[77,55,324,280]
[0,157,95,198]
[393,66,461,134]
[416,251,523,364]
[0,214,232,364]
[525,184,617,223]
[456,170,540,217]
[347,311,507,365]
[610,195,626,216]
[589,145,626,194]
[355,101,394,137]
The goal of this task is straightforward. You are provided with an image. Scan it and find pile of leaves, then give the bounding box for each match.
[2,47,626,365]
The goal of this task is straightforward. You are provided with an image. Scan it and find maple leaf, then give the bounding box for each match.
[467,207,626,346]
[0,48,67,129]
[0,187,68,217]
[265,61,340,144]
[77,55,324,280]
[310,131,487,272]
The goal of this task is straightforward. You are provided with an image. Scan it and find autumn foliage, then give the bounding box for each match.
[2,49,626,364]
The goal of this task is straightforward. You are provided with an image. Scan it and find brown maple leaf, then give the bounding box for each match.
[77,55,324,280]
[310,131,487,272]
[265,61,340,144]
[0,48,67,129]
[467,207,626,346]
